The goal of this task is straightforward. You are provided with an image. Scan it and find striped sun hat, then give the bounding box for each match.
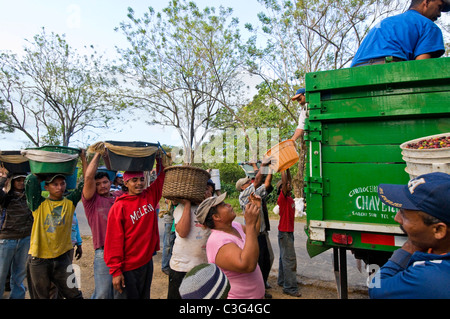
[179,263,230,299]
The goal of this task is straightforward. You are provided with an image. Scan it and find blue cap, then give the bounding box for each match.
[378,172,450,224]
[291,88,306,101]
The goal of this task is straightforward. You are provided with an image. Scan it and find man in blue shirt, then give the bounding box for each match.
[369,172,450,299]
[351,0,449,67]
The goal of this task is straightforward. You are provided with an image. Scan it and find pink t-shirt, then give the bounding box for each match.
[206,221,265,299]
[82,192,117,250]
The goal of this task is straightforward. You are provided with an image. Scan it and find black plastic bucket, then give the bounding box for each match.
[103,141,159,171]
[0,150,30,173]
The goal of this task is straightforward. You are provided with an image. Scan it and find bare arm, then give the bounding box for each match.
[281,169,292,196]
[174,200,192,238]
[264,169,273,189]
[291,106,307,141]
[253,157,272,188]
[415,53,432,60]
[82,152,100,201]
[291,129,304,141]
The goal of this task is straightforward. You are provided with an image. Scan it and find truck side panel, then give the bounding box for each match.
[304,58,450,258]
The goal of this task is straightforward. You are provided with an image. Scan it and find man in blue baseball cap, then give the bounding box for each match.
[369,172,450,299]
[290,88,308,142]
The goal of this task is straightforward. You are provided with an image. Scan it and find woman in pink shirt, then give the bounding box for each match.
[195,192,265,299]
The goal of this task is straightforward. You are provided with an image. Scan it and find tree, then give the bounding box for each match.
[245,0,404,124]
[0,28,116,147]
[114,0,250,164]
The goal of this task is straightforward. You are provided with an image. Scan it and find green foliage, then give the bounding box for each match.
[0,28,116,147]
[238,81,297,139]
[196,162,245,198]
[114,0,249,163]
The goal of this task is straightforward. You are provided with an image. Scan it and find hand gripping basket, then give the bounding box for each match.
[162,166,211,204]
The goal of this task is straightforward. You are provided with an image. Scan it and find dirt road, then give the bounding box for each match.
[77,235,368,299]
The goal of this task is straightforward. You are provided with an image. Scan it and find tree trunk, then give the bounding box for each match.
[292,134,307,199]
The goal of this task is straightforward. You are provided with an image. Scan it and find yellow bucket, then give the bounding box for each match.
[264,139,299,172]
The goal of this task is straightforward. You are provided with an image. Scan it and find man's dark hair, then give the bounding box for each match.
[207,179,216,193]
[420,211,450,227]
[410,0,422,7]
[94,172,110,181]
[410,0,436,8]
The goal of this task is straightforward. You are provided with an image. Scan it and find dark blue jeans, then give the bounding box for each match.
[0,236,30,299]
[277,231,299,294]
[91,247,114,299]
[161,223,175,272]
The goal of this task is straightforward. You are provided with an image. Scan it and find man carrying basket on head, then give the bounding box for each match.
[24,150,87,299]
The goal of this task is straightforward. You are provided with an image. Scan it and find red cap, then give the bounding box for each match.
[123,171,144,182]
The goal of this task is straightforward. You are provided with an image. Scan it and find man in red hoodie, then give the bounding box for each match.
[104,153,166,299]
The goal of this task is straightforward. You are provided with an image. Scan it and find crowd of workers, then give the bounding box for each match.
[1,0,449,300]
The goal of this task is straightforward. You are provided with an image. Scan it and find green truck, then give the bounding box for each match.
[303,57,450,298]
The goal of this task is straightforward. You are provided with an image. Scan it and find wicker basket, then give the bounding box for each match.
[264,139,299,172]
[400,133,450,179]
[162,166,211,204]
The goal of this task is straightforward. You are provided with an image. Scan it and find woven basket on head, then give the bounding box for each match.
[162,166,211,204]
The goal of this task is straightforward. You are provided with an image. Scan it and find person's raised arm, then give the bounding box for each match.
[82,152,101,201]
[24,174,45,212]
[264,168,273,190]
[291,107,307,141]
[253,156,273,189]
[0,167,8,203]
[281,168,292,196]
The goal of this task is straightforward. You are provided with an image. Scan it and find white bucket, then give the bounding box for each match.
[210,169,221,190]
[400,133,450,179]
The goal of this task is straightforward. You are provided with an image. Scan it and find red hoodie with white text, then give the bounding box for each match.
[104,160,164,277]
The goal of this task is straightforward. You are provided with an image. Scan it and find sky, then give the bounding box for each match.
[2,1,448,150]
[0,0,263,150]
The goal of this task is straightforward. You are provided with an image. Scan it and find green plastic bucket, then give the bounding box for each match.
[26,145,81,175]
